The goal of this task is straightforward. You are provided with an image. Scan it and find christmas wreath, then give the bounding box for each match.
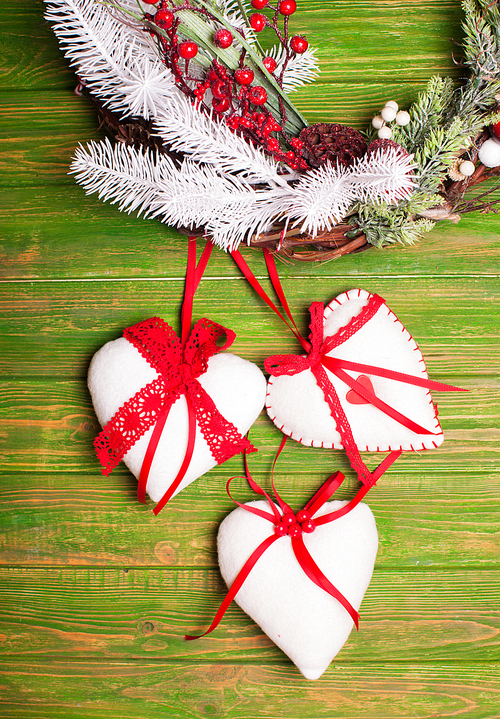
[46,0,500,260]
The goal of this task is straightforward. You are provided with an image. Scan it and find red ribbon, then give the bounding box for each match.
[186,437,398,641]
[94,237,258,514]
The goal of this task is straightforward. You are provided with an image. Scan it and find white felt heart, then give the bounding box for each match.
[218,499,378,680]
[88,337,266,502]
[266,288,443,451]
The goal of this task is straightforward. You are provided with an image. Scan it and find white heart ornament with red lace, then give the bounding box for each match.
[266,289,443,451]
[218,498,378,680]
[88,337,266,503]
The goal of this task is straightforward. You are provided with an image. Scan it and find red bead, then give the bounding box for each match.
[248,85,267,105]
[250,13,266,31]
[287,523,302,538]
[281,512,295,526]
[154,8,174,29]
[279,0,296,15]
[296,509,310,523]
[251,0,269,7]
[234,67,254,85]
[178,41,198,59]
[274,522,287,537]
[262,56,277,73]
[301,519,316,533]
[214,28,233,49]
[290,35,308,53]
[212,96,230,113]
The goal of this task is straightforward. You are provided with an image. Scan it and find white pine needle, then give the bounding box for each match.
[155,92,290,187]
[267,44,319,93]
[351,146,417,204]
[69,138,295,250]
[44,0,176,119]
[288,162,356,235]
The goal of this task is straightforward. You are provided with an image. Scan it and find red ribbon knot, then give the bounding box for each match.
[94,316,256,512]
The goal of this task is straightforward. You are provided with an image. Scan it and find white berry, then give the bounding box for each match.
[478,138,500,167]
[381,106,397,122]
[378,125,393,139]
[372,115,385,129]
[384,100,399,111]
[458,160,475,177]
[395,110,411,126]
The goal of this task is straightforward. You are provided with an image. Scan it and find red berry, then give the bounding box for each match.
[248,85,267,105]
[262,56,277,73]
[491,121,500,142]
[250,13,266,31]
[251,0,269,7]
[178,41,198,59]
[214,28,233,49]
[143,0,158,4]
[154,8,174,29]
[279,0,296,14]
[234,66,254,85]
[211,79,229,99]
[290,35,308,53]
[212,96,230,113]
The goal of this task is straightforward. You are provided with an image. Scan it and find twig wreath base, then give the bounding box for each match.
[49,0,500,261]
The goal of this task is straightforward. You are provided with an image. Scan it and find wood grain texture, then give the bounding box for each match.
[1,0,500,716]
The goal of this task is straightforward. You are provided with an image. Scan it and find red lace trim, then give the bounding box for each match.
[94,316,254,478]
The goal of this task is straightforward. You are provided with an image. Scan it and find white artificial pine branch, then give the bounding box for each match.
[154,92,290,187]
[268,44,319,93]
[351,146,417,204]
[288,163,357,235]
[70,138,295,250]
[44,0,176,119]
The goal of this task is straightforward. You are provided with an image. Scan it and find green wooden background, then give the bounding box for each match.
[1,1,499,717]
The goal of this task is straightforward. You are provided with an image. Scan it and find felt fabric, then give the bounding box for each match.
[88,337,267,501]
[218,498,378,680]
[266,288,443,451]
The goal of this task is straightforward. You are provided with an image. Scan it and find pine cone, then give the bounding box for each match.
[366,138,408,157]
[299,123,367,168]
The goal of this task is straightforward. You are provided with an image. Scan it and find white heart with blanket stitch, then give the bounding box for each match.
[266,288,444,452]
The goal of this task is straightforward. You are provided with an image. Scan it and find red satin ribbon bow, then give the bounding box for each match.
[265,296,464,487]
[94,316,255,512]
[186,458,378,641]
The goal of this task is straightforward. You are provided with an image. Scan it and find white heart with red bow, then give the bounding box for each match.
[218,498,378,680]
[88,317,267,505]
[266,289,443,452]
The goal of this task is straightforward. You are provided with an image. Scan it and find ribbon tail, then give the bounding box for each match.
[292,536,360,629]
[137,408,170,504]
[153,395,197,515]
[325,357,467,393]
[186,534,279,640]
[323,361,440,436]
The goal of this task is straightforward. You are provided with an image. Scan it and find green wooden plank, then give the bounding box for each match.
[0,1,461,90]
[0,659,499,718]
[1,374,498,471]
[1,468,499,568]
[0,568,499,663]
[2,184,500,279]
[1,277,499,375]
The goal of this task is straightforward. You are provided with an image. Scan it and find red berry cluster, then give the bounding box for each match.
[144,0,311,170]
